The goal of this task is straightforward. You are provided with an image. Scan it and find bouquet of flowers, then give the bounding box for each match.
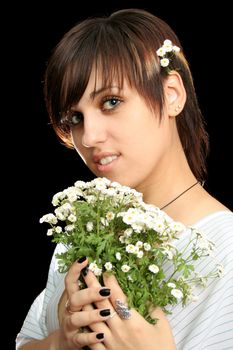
[40,177,223,324]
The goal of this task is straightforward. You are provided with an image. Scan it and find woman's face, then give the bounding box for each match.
[70,70,176,192]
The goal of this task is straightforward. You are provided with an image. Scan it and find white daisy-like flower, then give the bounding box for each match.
[121,264,131,272]
[167,282,176,288]
[89,262,102,276]
[104,262,113,271]
[116,252,121,260]
[156,39,180,69]
[137,250,144,258]
[171,288,183,299]
[143,243,151,251]
[136,241,143,248]
[65,224,75,232]
[68,214,77,223]
[47,228,53,236]
[55,226,62,233]
[106,211,115,221]
[126,244,136,254]
[86,221,94,232]
[148,264,159,274]
[39,213,58,225]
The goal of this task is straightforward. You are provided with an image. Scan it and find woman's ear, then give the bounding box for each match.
[163,71,186,117]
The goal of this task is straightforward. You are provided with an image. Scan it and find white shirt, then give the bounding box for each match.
[16,211,233,349]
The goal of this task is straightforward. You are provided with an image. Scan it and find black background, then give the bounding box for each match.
[8,1,232,348]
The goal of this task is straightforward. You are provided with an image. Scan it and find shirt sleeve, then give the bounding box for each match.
[15,243,66,349]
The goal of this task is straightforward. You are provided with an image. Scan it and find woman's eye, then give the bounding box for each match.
[70,112,83,125]
[102,97,121,111]
[61,112,83,127]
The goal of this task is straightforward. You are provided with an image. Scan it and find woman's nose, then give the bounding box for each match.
[81,113,107,148]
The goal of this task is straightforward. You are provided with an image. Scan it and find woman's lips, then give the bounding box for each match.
[93,153,119,173]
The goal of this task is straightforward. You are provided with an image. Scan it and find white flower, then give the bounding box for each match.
[89,262,102,276]
[106,211,115,221]
[121,264,131,272]
[167,282,176,288]
[39,213,58,225]
[124,228,133,237]
[173,45,180,53]
[55,226,62,233]
[156,47,166,57]
[116,252,121,260]
[52,191,66,206]
[136,241,143,248]
[104,262,113,271]
[148,264,159,274]
[137,250,144,258]
[47,228,53,236]
[86,221,93,232]
[156,39,180,68]
[160,58,170,67]
[126,244,137,254]
[163,39,173,52]
[171,288,183,299]
[143,243,151,251]
[68,214,76,223]
[65,224,75,232]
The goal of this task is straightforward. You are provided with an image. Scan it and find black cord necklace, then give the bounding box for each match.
[160,180,200,210]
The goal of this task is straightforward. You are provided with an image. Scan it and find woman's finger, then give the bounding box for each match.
[103,273,136,322]
[83,266,113,312]
[65,257,88,296]
[82,303,116,333]
[67,286,114,313]
[67,308,114,328]
[72,330,105,348]
[103,273,128,305]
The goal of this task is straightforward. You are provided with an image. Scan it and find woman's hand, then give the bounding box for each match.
[58,257,111,350]
[59,257,176,350]
[82,267,177,350]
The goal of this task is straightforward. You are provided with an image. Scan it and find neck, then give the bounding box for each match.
[160,180,201,210]
[135,134,201,215]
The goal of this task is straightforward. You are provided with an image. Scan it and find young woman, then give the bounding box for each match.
[16,8,233,350]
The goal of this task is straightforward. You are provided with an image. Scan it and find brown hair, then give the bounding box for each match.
[44,8,209,180]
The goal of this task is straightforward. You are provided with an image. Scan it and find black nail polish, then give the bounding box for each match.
[96,333,104,340]
[99,288,110,296]
[100,309,111,317]
[77,256,86,263]
[82,266,89,276]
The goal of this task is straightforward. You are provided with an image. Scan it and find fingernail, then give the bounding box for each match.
[77,256,86,263]
[82,265,89,276]
[100,309,111,317]
[96,333,104,339]
[99,288,110,296]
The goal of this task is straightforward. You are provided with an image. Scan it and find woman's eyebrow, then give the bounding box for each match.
[90,86,121,99]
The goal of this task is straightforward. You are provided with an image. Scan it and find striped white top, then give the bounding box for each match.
[16,211,233,349]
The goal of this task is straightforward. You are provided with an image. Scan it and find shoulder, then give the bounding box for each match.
[193,210,233,234]
[194,211,233,270]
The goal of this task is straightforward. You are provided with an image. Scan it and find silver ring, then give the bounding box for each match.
[115,299,132,320]
[110,311,117,318]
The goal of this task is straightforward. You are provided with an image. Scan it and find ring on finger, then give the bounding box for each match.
[65,299,81,314]
[115,299,132,320]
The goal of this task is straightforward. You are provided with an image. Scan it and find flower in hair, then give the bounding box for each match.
[156,39,180,68]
